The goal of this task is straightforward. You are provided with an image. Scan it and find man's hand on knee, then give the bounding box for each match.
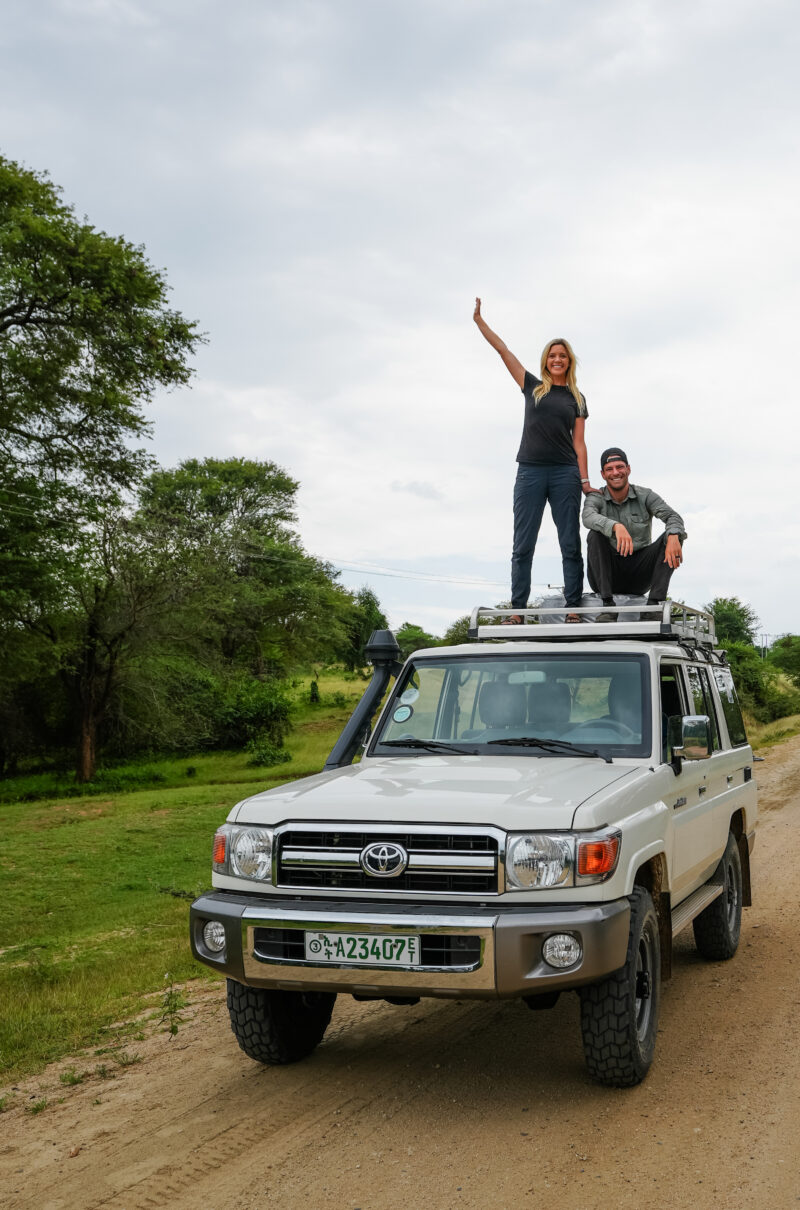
[613,523,634,557]
[664,534,683,569]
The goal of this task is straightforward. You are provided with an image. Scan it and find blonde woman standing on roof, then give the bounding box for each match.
[473,298,596,622]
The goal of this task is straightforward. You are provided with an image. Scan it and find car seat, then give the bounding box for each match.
[475,680,528,737]
[528,681,572,733]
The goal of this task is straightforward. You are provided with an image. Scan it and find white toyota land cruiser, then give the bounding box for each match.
[190,603,757,1087]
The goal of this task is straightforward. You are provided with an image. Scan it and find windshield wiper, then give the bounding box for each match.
[379,738,479,755]
[487,736,612,763]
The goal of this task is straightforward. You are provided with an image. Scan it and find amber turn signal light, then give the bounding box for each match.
[577,836,620,877]
[212,832,227,866]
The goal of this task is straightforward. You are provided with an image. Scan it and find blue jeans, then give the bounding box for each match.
[511,464,584,608]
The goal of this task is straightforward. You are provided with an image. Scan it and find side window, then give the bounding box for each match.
[659,663,686,762]
[712,667,749,747]
[685,666,721,751]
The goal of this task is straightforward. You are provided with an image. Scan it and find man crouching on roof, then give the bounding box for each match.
[582,448,687,623]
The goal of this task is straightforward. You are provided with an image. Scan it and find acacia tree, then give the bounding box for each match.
[705,597,760,646]
[0,156,203,778]
[138,457,356,675]
[0,155,203,620]
[16,510,203,781]
[0,155,202,491]
[341,588,389,670]
[769,635,800,687]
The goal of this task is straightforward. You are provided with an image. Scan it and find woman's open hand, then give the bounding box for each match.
[473,297,482,323]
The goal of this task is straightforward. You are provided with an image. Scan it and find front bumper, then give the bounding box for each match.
[190,893,631,999]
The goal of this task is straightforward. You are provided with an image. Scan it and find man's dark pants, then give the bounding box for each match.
[586,530,677,602]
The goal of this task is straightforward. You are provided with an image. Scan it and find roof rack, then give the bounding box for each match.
[467,602,716,646]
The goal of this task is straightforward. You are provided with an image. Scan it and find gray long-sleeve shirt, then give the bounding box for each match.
[582,483,687,552]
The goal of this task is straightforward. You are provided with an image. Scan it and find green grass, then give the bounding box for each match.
[746,711,800,751]
[0,671,366,1084]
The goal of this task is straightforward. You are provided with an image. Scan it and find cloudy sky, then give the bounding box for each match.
[3,0,799,638]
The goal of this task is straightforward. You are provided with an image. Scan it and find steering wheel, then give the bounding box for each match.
[567,718,638,739]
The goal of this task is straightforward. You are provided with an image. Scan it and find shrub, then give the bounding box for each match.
[725,641,800,723]
[245,737,292,767]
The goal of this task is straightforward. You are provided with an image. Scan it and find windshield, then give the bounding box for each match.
[371,653,651,759]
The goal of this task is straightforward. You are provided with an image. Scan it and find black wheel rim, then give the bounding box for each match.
[635,927,656,1040]
[725,856,741,931]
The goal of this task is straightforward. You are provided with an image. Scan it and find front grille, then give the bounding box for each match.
[253,927,305,961]
[252,927,482,969]
[276,828,499,894]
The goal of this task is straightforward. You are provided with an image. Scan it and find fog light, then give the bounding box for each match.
[542,933,582,969]
[202,920,226,954]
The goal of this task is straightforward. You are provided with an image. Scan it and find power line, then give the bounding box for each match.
[328,558,506,589]
[0,486,511,591]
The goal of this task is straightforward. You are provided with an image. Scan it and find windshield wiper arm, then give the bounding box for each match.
[487,736,612,763]
[379,738,479,755]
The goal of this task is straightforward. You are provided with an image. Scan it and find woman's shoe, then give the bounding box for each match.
[565,613,582,623]
[501,614,524,625]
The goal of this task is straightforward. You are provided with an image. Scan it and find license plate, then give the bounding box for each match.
[304,930,420,967]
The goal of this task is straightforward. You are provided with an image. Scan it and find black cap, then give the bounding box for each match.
[600,447,628,469]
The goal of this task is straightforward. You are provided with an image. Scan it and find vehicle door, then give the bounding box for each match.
[707,664,756,859]
[658,660,712,899]
[678,663,730,887]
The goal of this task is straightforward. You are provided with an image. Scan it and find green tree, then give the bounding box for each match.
[442,615,471,645]
[768,635,800,687]
[0,156,202,494]
[705,597,760,646]
[395,622,439,661]
[722,641,800,722]
[340,587,388,670]
[139,457,353,674]
[17,507,212,781]
[0,155,203,641]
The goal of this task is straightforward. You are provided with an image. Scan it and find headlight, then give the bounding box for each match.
[505,829,621,890]
[212,823,274,882]
[506,834,573,889]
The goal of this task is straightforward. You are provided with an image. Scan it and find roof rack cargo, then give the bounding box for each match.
[467,602,716,646]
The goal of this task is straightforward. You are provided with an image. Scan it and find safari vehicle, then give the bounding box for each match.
[190,603,757,1087]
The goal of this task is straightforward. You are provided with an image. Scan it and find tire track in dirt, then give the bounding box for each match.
[10,996,498,1210]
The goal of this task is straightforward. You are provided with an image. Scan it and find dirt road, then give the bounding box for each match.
[4,739,800,1210]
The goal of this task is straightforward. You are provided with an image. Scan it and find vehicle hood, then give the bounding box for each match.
[231,755,638,830]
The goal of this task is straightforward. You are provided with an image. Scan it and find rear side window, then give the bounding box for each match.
[685,666,721,751]
[712,667,749,747]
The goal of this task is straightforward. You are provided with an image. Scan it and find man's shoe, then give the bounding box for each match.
[565,613,582,623]
[501,614,524,625]
[638,600,663,622]
[596,611,618,623]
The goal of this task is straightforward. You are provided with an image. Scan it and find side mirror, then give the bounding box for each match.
[672,714,711,761]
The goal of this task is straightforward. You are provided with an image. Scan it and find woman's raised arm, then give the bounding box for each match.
[473,298,525,389]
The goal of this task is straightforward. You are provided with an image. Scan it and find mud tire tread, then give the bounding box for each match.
[692,832,742,961]
[226,980,336,1065]
[579,886,661,1088]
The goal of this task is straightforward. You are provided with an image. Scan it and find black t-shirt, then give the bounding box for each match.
[516,370,587,466]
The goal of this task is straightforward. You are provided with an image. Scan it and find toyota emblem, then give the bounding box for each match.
[360,841,408,878]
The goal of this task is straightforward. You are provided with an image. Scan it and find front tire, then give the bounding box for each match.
[226,980,336,1065]
[692,831,742,961]
[579,886,661,1088]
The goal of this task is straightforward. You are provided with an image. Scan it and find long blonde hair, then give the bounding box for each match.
[533,337,585,414]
